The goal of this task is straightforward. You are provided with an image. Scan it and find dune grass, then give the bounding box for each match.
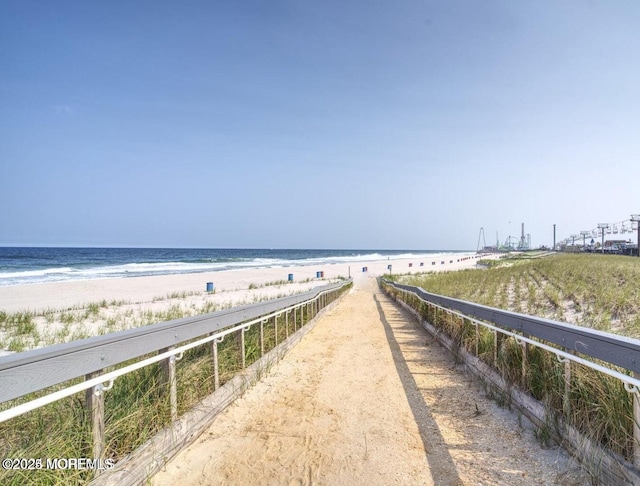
[0,282,351,485]
[393,253,640,336]
[0,280,343,353]
[385,253,640,462]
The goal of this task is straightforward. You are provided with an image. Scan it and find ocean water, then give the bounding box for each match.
[0,248,466,287]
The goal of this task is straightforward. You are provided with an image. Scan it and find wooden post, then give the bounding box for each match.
[521,336,529,389]
[260,320,264,357]
[275,314,278,346]
[293,307,297,331]
[475,323,479,357]
[634,372,640,468]
[285,310,289,338]
[494,331,500,369]
[563,351,572,420]
[160,348,177,423]
[85,372,105,470]
[240,329,246,369]
[212,339,219,390]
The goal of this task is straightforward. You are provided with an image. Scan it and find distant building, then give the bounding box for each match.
[603,240,631,254]
[604,239,626,247]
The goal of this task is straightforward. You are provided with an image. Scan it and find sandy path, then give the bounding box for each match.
[151,274,586,486]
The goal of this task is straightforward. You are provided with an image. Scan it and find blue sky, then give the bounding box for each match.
[1,1,639,250]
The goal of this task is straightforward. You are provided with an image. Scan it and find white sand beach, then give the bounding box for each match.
[0,253,486,313]
[0,253,493,351]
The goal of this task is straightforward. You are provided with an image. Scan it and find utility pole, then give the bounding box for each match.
[553,224,556,251]
[580,231,590,250]
[632,215,640,257]
[597,223,610,254]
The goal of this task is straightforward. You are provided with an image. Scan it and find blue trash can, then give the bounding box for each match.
[288,273,294,282]
[206,282,214,292]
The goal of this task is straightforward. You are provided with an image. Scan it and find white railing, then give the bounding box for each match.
[0,279,352,481]
[380,278,640,485]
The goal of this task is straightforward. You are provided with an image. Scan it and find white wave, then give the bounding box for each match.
[0,267,75,279]
[0,251,473,287]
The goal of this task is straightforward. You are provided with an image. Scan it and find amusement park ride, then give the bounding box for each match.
[477,214,640,256]
[477,223,531,253]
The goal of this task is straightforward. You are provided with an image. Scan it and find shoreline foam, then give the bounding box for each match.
[0,253,484,313]
[0,252,495,351]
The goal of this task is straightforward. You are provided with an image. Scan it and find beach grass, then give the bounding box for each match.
[384,252,640,462]
[393,252,640,337]
[0,281,351,485]
[0,279,342,353]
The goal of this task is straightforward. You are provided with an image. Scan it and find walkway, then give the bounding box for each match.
[151,274,585,485]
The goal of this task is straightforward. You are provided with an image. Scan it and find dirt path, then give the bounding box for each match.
[151,274,587,485]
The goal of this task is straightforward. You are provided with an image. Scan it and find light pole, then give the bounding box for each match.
[597,223,610,254]
[581,231,590,250]
[631,215,640,257]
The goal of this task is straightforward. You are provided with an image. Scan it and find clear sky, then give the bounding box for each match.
[1,1,639,250]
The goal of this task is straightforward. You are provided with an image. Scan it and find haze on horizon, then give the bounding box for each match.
[1,1,639,250]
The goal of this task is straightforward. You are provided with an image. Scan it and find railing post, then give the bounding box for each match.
[212,337,220,390]
[293,307,297,331]
[493,331,499,369]
[285,310,289,338]
[634,372,640,468]
[275,314,279,346]
[522,338,529,388]
[240,328,246,368]
[160,348,178,422]
[562,351,572,420]
[260,320,264,357]
[475,323,479,357]
[85,372,105,471]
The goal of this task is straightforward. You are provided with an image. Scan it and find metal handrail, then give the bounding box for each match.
[0,279,352,408]
[380,278,640,377]
[0,292,334,423]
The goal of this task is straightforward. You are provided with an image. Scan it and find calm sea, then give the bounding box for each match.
[0,248,466,287]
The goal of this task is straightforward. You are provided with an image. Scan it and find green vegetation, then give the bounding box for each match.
[384,253,640,464]
[0,280,344,352]
[393,253,640,336]
[0,282,351,485]
[248,278,318,290]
